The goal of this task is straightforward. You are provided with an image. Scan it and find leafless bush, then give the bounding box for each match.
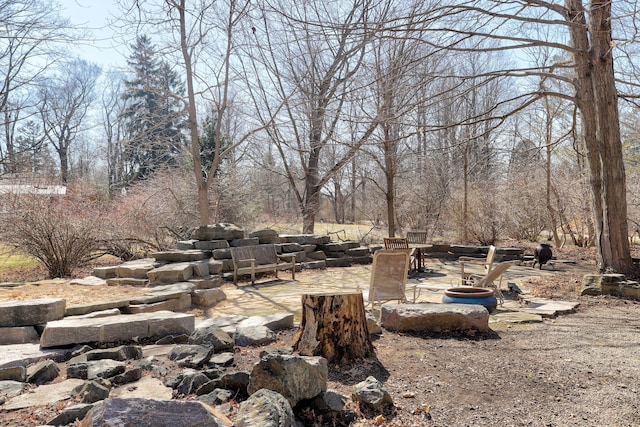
[0,191,106,278]
[448,184,506,245]
[502,173,548,241]
[103,170,200,258]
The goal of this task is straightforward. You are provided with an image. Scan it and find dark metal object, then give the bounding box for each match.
[533,243,553,269]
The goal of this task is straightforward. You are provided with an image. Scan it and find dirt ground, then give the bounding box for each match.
[2,247,640,426]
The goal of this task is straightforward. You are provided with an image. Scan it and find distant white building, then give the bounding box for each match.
[0,184,67,195]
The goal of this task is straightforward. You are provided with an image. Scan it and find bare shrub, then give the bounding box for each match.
[103,170,200,258]
[503,172,548,241]
[0,191,106,278]
[448,184,506,245]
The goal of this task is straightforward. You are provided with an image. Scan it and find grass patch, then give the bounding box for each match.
[0,245,39,269]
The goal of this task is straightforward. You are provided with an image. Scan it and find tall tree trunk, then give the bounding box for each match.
[566,0,633,273]
[178,0,209,226]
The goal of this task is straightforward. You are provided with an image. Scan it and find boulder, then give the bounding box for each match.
[0,380,28,400]
[235,325,276,347]
[47,404,95,426]
[168,345,213,368]
[230,237,260,247]
[380,303,489,333]
[85,345,144,362]
[0,298,65,327]
[79,398,232,427]
[247,354,328,407]
[197,388,235,406]
[67,360,126,380]
[352,376,393,410]
[27,359,60,385]
[196,371,250,396]
[176,372,212,396]
[74,380,111,403]
[0,365,26,382]
[188,326,234,352]
[249,229,280,244]
[91,266,118,279]
[234,389,295,427]
[192,289,226,307]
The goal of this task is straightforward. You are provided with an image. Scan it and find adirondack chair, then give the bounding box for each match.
[462,261,514,305]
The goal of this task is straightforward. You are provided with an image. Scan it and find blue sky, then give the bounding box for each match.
[60,0,126,69]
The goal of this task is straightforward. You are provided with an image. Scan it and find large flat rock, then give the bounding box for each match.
[0,343,75,369]
[147,262,195,285]
[381,303,489,333]
[0,326,40,345]
[0,298,66,327]
[40,311,195,348]
[2,378,84,410]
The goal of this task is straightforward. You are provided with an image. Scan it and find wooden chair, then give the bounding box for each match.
[383,237,410,251]
[462,261,514,305]
[459,245,496,285]
[384,238,415,271]
[406,231,428,244]
[406,231,428,270]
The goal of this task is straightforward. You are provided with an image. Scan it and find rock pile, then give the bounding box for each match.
[0,313,394,426]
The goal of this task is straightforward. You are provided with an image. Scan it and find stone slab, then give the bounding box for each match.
[0,343,75,369]
[152,250,211,262]
[106,278,150,287]
[109,376,173,400]
[0,326,40,345]
[2,378,85,410]
[116,259,157,279]
[0,298,66,327]
[147,262,194,285]
[521,299,579,317]
[121,294,192,314]
[490,311,543,324]
[65,300,131,317]
[129,283,195,305]
[69,276,107,286]
[381,303,489,333]
[40,311,195,348]
[91,266,118,279]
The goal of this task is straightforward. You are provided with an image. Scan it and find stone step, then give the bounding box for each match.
[65,299,131,317]
[0,298,66,327]
[151,250,211,262]
[40,311,195,348]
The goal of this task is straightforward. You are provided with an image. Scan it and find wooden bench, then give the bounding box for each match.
[230,244,296,285]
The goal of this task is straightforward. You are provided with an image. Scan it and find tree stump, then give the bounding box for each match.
[293,293,374,364]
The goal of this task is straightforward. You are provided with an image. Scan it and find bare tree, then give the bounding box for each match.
[245,0,383,233]
[38,59,100,183]
[407,0,635,273]
[0,0,75,174]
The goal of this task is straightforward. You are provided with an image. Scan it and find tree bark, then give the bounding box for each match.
[566,0,634,273]
[293,293,374,364]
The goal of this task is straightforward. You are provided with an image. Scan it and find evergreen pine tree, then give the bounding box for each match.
[121,35,186,181]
